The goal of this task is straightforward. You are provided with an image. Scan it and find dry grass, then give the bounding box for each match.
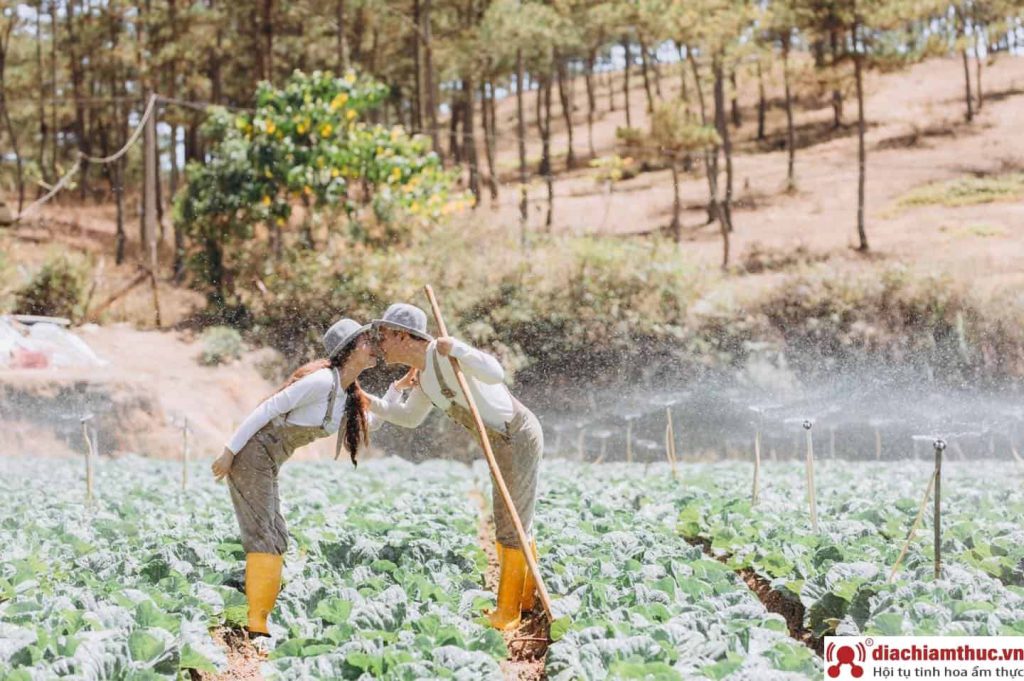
[896,173,1024,209]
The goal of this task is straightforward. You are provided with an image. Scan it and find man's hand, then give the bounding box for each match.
[436,336,455,356]
[212,447,235,481]
[394,367,419,391]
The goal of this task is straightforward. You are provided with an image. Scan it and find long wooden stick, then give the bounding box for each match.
[424,285,554,621]
[81,416,95,504]
[752,429,761,506]
[664,409,677,478]
[804,422,818,532]
[887,470,936,583]
[934,439,944,580]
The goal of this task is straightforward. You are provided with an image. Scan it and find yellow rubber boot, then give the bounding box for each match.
[245,552,283,637]
[487,546,527,631]
[520,539,539,613]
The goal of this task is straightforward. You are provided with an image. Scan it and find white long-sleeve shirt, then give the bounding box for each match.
[227,368,379,453]
[368,339,514,432]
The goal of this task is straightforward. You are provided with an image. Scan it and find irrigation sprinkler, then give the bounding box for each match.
[933,438,946,580]
[803,420,818,533]
[576,426,586,461]
[80,414,96,504]
[829,426,836,460]
[875,427,882,460]
[752,429,762,506]
[625,417,635,464]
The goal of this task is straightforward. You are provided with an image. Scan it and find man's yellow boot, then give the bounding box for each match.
[487,545,526,631]
[245,552,283,637]
[520,539,539,613]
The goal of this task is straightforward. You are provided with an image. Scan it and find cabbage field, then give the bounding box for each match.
[2,453,1023,680]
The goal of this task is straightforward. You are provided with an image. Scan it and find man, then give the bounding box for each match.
[368,303,544,631]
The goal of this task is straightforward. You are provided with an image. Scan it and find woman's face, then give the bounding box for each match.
[376,327,403,364]
[348,334,378,372]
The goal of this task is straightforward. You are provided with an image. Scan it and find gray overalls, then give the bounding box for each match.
[227,369,342,555]
[431,352,544,550]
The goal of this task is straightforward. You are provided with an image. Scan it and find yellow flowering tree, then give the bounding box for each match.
[174,70,460,305]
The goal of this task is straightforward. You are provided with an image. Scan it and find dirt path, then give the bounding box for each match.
[196,628,266,681]
[470,489,548,681]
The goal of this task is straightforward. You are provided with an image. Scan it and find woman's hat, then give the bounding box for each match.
[372,303,433,342]
[323,318,372,359]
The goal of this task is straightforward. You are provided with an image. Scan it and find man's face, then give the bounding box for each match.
[375,326,403,364]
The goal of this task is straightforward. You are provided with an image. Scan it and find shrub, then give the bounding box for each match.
[13,253,90,320]
[200,326,244,366]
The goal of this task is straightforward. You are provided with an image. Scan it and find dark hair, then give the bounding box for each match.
[276,339,369,467]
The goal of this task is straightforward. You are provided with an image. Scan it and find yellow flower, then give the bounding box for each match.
[410,201,420,212]
[344,71,356,84]
[261,195,272,206]
[264,120,276,134]
[303,185,313,196]
[330,92,349,111]
[390,128,400,141]
[331,168,340,178]
[297,122,308,134]
[316,157,325,168]
[320,123,333,137]
[346,109,357,121]
[276,217,286,226]
[390,167,402,182]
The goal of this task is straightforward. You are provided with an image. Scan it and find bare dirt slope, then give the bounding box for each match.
[486,56,1024,293]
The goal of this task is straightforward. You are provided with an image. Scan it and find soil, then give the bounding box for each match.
[471,488,548,681]
[195,628,267,681]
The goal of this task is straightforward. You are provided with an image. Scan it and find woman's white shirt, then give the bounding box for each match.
[368,339,514,431]
[227,368,379,453]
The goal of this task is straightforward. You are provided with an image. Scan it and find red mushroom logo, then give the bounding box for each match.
[826,641,866,678]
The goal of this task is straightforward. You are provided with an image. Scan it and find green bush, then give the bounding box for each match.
[200,326,244,366]
[13,254,90,320]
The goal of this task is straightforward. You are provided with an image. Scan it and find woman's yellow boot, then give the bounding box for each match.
[487,546,526,631]
[245,552,283,637]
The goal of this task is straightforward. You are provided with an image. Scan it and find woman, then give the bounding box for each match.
[210,317,377,638]
[367,303,544,632]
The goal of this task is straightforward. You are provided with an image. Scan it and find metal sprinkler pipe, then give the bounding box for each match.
[933,438,945,580]
[804,420,818,532]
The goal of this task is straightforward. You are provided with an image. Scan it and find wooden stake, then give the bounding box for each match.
[804,422,818,532]
[81,416,95,504]
[576,429,585,461]
[933,439,944,580]
[752,430,761,506]
[181,418,190,491]
[664,408,678,478]
[874,427,882,460]
[887,470,936,583]
[626,420,633,463]
[423,285,554,621]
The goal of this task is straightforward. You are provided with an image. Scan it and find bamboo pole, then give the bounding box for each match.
[874,427,882,460]
[423,285,554,621]
[887,470,936,583]
[803,421,818,532]
[626,420,633,463]
[665,408,678,478]
[752,429,761,505]
[933,439,945,580]
[81,415,95,504]
[181,418,190,491]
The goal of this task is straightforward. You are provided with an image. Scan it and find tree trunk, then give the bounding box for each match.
[622,38,632,127]
[853,23,869,252]
[959,11,974,123]
[0,20,25,213]
[516,48,527,242]
[651,46,663,98]
[208,0,223,103]
[676,43,689,108]
[670,161,681,242]
[730,69,741,128]
[556,56,576,169]
[974,27,984,112]
[481,80,499,202]
[422,0,440,159]
[262,0,274,83]
[689,54,717,225]
[536,69,554,230]
[67,0,90,201]
[608,60,615,111]
[35,4,47,195]
[337,0,349,72]
[639,37,656,114]
[830,29,843,127]
[448,95,462,164]
[713,57,734,235]
[412,0,422,131]
[463,78,480,206]
[49,0,58,182]
[585,51,596,158]
[757,60,766,140]
[782,36,796,191]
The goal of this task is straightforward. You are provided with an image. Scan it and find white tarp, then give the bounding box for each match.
[0,316,107,369]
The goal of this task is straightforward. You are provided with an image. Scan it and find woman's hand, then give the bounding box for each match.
[212,447,235,481]
[435,337,454,356]
[394,368,419,391]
